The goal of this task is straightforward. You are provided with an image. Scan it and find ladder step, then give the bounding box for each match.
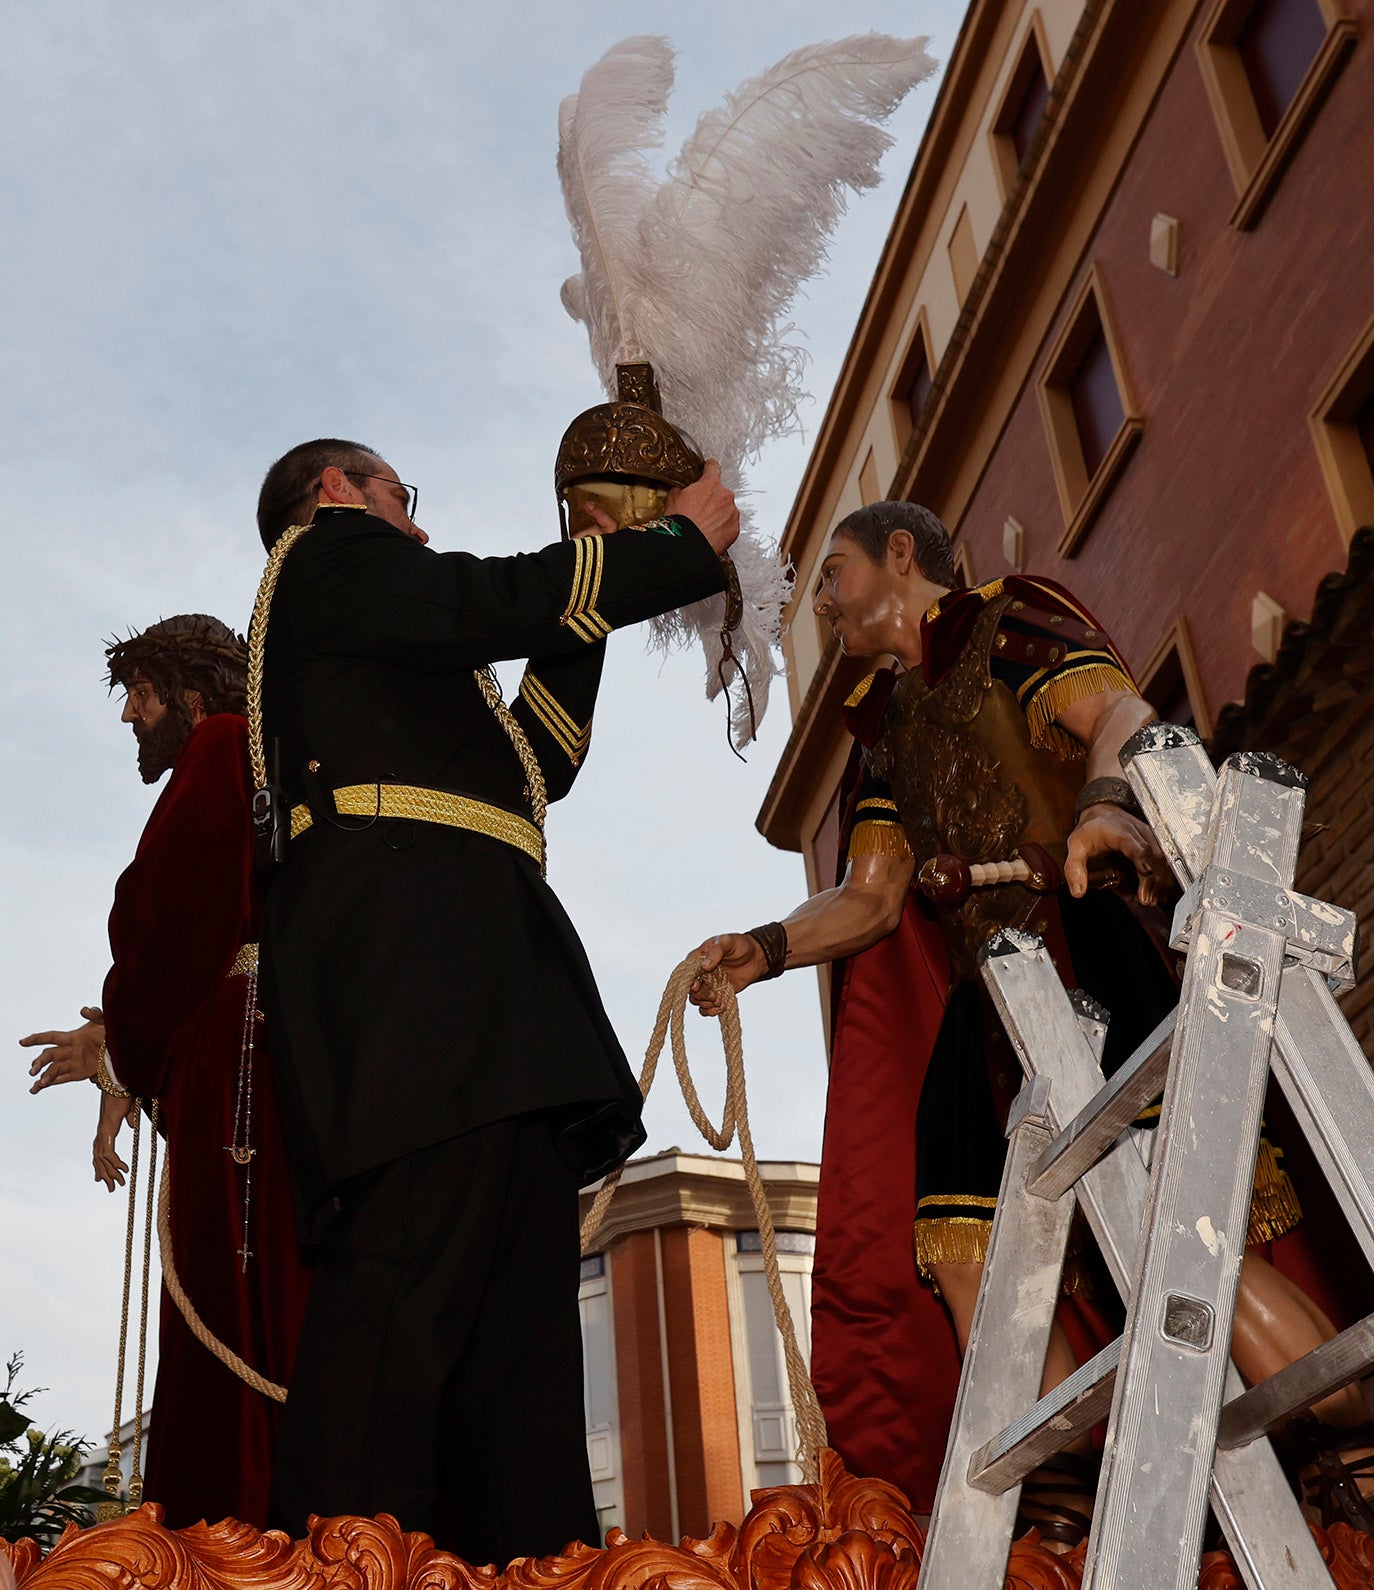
[968,1337,1121,1494]
[1217,1310,1374,1449]
[1026,1013,1176,1201]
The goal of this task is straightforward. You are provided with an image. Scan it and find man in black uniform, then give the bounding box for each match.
[253,439,738,1564]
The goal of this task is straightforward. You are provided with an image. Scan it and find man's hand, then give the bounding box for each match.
[93,1093,138,1192]
[667,462,740,555]
[578,501,621,537]
[689,934,768,1016]
[21,1009,105,1093]
[1064,805,1171,908]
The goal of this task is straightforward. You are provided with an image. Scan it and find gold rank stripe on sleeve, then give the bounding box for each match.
[559,534,610,643]
[519,673,592,765]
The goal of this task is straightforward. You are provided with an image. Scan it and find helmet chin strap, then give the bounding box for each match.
[715,554,756,762]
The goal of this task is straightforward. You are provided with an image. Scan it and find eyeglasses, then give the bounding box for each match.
[345,472,419,522]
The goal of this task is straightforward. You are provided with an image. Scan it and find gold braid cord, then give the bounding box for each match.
[581,957,828,1484]
[157,1153,287,1402]
[474,667,548,864]
[247,523,314,791]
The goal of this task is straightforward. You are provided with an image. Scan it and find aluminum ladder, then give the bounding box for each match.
[919,725,1373,1590]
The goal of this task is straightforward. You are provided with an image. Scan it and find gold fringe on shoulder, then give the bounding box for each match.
[1247,1137,1303,1246]
[845,672,877,710]
[848,819,914,862]
[1025,663,1135,760]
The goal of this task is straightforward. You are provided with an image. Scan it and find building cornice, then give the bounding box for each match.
[579,1153,820,1254]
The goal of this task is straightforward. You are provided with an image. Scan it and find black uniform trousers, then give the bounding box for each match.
[270,1112,597,1566]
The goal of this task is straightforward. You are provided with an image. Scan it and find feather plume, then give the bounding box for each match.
[558,34,939,745]
[557,36,674,383]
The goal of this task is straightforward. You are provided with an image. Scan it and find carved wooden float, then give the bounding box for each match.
[4,1451,1372,1589]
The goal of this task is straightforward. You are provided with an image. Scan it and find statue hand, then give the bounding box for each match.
[689,934,766,1016]
[21,1011,106,1092]
[1065,806,1171,908]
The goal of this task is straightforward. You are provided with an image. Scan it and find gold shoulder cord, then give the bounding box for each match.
[247,524,549,873]
[247,522,315,790]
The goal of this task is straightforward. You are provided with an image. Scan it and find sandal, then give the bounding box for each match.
[1283,1418,1374,1535]
[1015,1451,1099,1550]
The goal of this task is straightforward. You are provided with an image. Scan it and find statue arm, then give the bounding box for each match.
[688,849,916,1012]
[1057,688,1170,906]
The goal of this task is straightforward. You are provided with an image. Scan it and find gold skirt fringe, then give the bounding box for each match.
[914,1137,1302,1298]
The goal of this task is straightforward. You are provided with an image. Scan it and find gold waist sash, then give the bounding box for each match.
[289,783,545,869]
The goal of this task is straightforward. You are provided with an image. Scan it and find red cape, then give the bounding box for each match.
[103,714,311,1529]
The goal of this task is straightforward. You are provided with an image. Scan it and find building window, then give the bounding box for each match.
[1068,324,1125,480]
[1309,314,1374,543]
[1196,0,1356,230]
[1037,268,1143,556]
[890,311,936,447]
[579,1254,623,1534]
[737,1230,816,1255]
[1139,619,1211,739]
[991,19,1053,195]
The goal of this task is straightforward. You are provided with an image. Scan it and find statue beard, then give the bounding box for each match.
[134,700,196,784]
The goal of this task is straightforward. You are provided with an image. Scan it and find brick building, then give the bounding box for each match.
[577,1153,818,1541]
[757,0,1374,1040]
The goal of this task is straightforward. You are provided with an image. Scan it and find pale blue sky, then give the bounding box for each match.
[0,1,956,1446]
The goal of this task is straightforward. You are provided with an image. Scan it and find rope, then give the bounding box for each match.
[98,1105,143,1520]
[156,1151,287,1402]
[580,956,828,1481]
[127,1103,158,1507]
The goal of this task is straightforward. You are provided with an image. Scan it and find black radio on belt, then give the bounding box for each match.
[252,736,290,868]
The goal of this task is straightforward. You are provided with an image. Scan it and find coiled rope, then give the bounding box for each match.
[134,957,827,1483]
[580,956,828,1482]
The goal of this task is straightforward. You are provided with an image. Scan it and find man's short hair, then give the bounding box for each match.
[106,615,248,716]
[833,501,963,589]
[256,438,380,551]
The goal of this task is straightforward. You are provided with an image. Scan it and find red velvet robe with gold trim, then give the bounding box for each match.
[102,713,311,1529]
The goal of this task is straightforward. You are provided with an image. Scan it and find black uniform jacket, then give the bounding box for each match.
[258,506,726,1226]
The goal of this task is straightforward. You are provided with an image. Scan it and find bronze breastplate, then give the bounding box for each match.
[869,593,1082,976]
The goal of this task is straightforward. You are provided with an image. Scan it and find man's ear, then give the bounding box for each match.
[185,690,205,725]
[887,529,917,574]
[318,465,364,506]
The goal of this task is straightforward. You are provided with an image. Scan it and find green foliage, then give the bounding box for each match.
[0,1354,105,1548]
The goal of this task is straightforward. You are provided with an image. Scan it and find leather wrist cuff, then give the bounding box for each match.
[746,921,788,981]
[1073,775,1144,825]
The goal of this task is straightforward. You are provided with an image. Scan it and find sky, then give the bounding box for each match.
[0,1,957,1448]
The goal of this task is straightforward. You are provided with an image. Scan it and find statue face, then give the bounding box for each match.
[811,535,902,658]
[120,669,193,784]
[120,670,169,736]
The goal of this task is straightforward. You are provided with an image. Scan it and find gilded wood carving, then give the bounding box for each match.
[4,1450,1372,1589]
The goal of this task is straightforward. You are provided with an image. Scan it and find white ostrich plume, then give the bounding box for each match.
[558,33,938,746]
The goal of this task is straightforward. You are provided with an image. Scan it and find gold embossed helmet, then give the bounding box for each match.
[555,362,704,539]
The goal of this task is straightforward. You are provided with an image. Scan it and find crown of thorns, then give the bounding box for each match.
[104,615,248,687]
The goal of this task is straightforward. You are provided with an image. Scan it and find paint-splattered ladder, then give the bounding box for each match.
[919,725,1372,1590]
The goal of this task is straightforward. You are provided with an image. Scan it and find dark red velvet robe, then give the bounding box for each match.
[102,713,312,1529]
